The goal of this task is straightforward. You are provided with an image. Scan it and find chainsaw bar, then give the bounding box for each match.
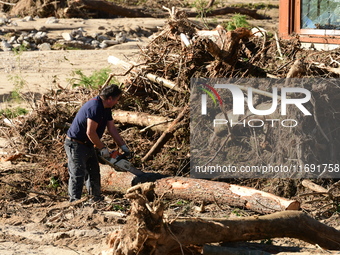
[99,155,144,176]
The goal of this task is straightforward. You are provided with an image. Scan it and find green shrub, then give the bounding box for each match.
[69,68,112,89]
[0,107,28,118]
[226,14,250,31]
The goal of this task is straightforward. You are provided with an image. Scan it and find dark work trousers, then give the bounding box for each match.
[64,138,101,202]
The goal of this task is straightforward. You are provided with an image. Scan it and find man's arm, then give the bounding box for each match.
[106,120,125,147]
[86,118,106,149]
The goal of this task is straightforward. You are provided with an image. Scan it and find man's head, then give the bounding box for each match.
[100,84,122,108]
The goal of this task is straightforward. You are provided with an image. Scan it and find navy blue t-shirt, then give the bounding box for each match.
[67,96,113,142]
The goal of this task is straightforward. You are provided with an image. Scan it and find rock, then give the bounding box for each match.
[91,40,100,47]
[22,40,31,49]
[98,26,105,30]
[142,24,158,33]
[23,16,34,22]
[1,40,12,51]
[12,43,21,50]
[99,42,108,48]
[97,34,110,42]
[116,32,126,43]
[27,32,36,39]
[130,24,141,33]
[102,40,118,46]
[105,30,114,37]
[71,28,83,38]
[34,31,47,43]
[45,17,59,24]
[0,17,8,26]
[62,33,73,41]
[8,36,16,44]
[17,32,28,43]
[38,43,51,51]
[36,25,47,32]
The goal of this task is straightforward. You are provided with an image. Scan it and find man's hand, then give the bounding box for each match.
[121,145,131,158]
[99,147,110,158]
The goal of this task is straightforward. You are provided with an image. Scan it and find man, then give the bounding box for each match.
[64,84,130,202]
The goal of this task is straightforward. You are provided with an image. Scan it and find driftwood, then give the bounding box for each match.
[66,0,268,19]
[100,165,300,214]
[145,73,182,93]
[302,179,328,194]
[101,183,340,255]
[108,56,183,93]
[112,110,172,133]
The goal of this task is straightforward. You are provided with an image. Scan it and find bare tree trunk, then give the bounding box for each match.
[186,6,269,19]
[100,165,300,214]
[102,183,340,255]
[113,110,172,132]
[66,0,268,19]
[158,211,340,252]
[68,0,151,17]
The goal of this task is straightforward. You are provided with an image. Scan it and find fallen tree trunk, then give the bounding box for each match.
[102,183,340,255]
[186,6,269,19]
[112,110,172,132]
[100,165,300,214]
[68,0,151,17]
[67,0,268,19]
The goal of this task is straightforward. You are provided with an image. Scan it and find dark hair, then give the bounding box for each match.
[100,84,122,99]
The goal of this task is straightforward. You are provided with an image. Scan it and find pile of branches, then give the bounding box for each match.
[0,87,97,186]
[116,10,340,178]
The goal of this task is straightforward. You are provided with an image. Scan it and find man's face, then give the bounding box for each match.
[108,94,121,109]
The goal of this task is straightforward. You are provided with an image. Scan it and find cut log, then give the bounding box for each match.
[100,165,300,214]
[102,183,340,255]
[112,110,172,132]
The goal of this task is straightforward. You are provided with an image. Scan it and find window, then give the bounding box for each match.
[279,0,340,45]
[301,0,340,30]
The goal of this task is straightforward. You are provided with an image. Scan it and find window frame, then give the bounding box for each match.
[279,0,340,43]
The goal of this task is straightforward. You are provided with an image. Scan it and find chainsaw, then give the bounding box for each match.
[99,150,144,176]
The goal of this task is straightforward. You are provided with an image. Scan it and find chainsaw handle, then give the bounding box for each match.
[116,151,134,161]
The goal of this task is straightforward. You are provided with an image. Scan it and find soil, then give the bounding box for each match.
[1,1,340,254]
